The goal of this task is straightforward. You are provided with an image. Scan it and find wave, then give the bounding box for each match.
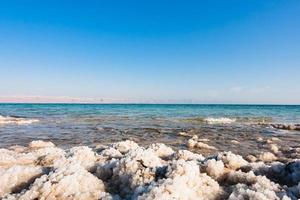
[204,117,236,124]
[0,115,39,125]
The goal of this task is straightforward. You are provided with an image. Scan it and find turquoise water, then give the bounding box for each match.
[0,104,299,148]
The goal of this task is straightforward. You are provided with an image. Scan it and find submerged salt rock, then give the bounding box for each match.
[259,152,277,162]
[187,135,216,150]
[0,165,44,198]
[271,137,281,142]
[10,163,109,200]
[187,138,197,148]
[178,131,190,137]
[231,140,240,144]
[187,135,200,148]
[268,143,280,154]
[191,135,198,140]
[196,142,217,150]
[28,140,55,149]
[220,151,248,170]
[136,160,221,200]
[266,139,274,144]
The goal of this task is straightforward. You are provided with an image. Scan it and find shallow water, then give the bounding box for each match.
[0,104,300,156]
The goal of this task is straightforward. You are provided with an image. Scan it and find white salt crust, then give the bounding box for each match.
[1,140,300,200]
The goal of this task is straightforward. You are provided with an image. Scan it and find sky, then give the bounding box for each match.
[0,0,299,104]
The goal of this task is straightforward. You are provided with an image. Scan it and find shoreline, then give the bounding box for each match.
[1,138,300,199]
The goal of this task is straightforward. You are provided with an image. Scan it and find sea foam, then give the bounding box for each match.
[204,117,236,124]
[0,115,39,125]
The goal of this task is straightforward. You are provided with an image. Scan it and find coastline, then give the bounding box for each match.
[1,137,300,199]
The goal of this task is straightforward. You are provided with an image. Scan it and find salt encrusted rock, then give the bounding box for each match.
[33,147,67,167]
[8,145,26,153]
[267,161,300,186]
[219,151,248,170]
[148,143,174,159]
[196,142,217,150]
[136,160,221,200]
[187,135,216,150]
[0,165,44,198]
[96,158,119,181]
[259,152,277,162]
[271,137,281,142]
[67,146,97,170]
[271,124,300,131]
[246,155,257,162]
[175,150,204,161]
[100,148,123,159]
[191,135,198,140]
[29,140,55,149]
[228,172,289,200]
[0,149,36,167]
[6,163,110,200]
[199,138,210,142]
[187,138,197,148]
[2,140,300,199]
[111,140,139,154]
[0,146,66,169]
[268,143,280,154]
[178,131,190,137]
[256,137,264,142]
[98,146,164,198]
[231,140,240,144]
[204,159,225,179]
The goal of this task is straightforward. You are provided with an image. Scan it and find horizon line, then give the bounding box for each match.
[0,95,299,105]
[0,102,299,106]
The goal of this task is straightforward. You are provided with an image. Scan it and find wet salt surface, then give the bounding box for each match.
[1,122,300,158]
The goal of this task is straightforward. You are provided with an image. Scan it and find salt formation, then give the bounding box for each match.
[259,152,277,162]
[230,140,240,144]
[0,115,39,125]
[187,135,217,150]
[1,140,300,199]
[0,165,43,197]
[270,124,300,131]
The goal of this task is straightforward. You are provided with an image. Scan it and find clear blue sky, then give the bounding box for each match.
[0,0,299,104]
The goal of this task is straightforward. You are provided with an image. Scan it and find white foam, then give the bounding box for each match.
[204,117,236,124]
[0,115,39,125]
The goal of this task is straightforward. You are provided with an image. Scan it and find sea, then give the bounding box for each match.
[0,104,300,155]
